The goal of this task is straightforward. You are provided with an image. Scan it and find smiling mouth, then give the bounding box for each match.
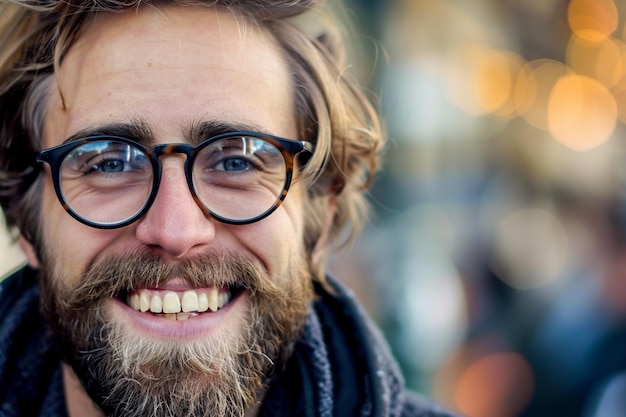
[124,286,241,321]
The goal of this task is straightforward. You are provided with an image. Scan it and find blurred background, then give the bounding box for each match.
[329,0,626,416]
[2,0,626,416]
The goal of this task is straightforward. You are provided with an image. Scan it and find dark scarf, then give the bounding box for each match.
[260,277,408,417]
[0,266,457,417]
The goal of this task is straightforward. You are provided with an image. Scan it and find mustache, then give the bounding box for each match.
[58,247,268,309]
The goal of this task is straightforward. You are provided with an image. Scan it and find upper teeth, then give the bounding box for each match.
[127,288,231,314]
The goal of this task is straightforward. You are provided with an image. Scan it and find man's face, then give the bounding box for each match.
[28,6,314,417]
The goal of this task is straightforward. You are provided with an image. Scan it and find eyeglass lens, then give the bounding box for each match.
[57,136,288,226]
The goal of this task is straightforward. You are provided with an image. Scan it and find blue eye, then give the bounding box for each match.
[97,159,125,173]
[221,158,250,171]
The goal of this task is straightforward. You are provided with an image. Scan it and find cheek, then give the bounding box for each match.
[39,180,116,283]
[234,198,307,281]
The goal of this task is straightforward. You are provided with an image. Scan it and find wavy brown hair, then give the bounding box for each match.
[0,0,384,281]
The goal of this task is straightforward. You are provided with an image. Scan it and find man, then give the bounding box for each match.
[0,0,459,416]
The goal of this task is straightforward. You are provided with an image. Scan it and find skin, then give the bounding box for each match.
[21,6,324,416]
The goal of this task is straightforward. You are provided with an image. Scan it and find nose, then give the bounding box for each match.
[135,157,216,258]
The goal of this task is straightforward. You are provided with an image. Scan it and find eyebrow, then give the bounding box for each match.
[185,120,270,146]
[63,119,155,146]
[62,119,271,147]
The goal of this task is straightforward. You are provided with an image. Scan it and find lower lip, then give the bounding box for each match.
[107,290,249,339]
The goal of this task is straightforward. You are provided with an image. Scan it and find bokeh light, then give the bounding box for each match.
[454,352,535,417]
[447,45,523,117]
[547,74,617,151]
[568,0,618,42]
[566,35,624,88]
[433,339,536,417]
[514,59,572,131]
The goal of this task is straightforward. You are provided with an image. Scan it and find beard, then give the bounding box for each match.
[37,247,313,417]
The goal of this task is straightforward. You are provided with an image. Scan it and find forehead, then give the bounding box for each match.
[68,6,279,71]
[44,5,296,146]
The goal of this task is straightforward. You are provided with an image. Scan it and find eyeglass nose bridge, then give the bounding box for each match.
[153,143,195,158]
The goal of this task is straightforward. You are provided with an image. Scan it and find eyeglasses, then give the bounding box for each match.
[37,132,314,229]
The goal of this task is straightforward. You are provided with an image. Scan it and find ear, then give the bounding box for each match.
[19,235,40,269]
